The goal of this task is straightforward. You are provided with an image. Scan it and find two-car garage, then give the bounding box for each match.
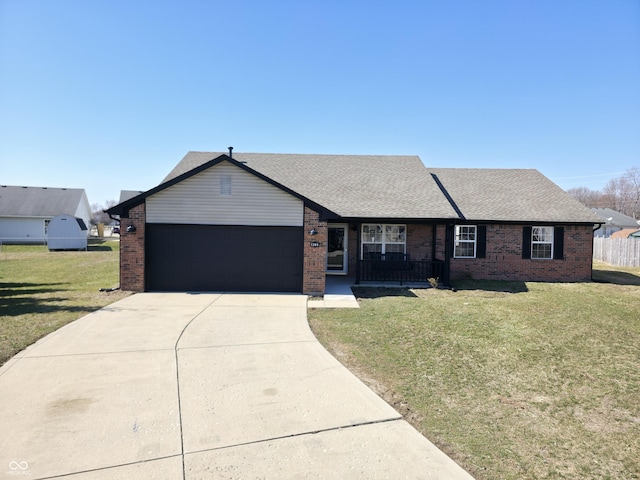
[121,158,309,293]
[145,224,303,292]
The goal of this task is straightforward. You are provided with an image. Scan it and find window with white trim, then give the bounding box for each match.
[361,224,406,259]
[531,226,554,259]
[454,225,477,258]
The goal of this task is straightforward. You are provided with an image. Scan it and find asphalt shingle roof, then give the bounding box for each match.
[591,208,639,228]
[429,168,602,223]
[119,190,144,203]
[164,152,460,219]
[132,151,601,224]
[0,185,87,217]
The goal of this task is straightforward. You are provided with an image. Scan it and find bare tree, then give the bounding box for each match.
[602,175,639,218]
[567,187,601,207]
[91,200,117,226]
[566,166,640,216]
[624,167,640,219]
[602,178,626,214]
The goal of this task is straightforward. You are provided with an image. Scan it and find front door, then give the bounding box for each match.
[327,224,348,274]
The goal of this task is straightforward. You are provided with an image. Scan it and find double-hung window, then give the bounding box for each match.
[531,226,554,259]
[454,225,477,258]
[361,224,406,259]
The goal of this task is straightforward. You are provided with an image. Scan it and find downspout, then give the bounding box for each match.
[431,223,437,261]
[107,212,120,225]
[355,223,361,284]
[591,222,604,281]
[443,223,454,287]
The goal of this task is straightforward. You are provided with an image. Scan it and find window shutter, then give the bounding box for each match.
[477,226,487,258]
[553,226,564,260]
[522,226,532,259]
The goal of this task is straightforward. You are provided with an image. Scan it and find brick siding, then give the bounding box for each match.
[407,224,435,260]
[449,224,593,282]
[303,207,327,295]
[348,222,592,283]
[434,224,447,261]
[119,203,146,291]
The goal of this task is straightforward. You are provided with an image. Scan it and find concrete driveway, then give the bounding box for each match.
[0,293,473,479]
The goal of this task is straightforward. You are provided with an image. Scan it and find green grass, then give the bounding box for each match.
[309,262,640,480]
[0,241,129,365]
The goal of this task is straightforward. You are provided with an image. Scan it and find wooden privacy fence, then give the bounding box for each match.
[593,237,640,267]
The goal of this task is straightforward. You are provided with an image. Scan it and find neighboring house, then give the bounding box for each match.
[0,185,91,244]
[610,228,640,239]
[119,190,144,203]
[107,151,602,295]
[592,208,640,237]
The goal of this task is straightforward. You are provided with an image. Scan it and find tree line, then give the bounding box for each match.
[567,167,640,219]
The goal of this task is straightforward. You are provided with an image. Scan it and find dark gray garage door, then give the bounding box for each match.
[146,224,303,292]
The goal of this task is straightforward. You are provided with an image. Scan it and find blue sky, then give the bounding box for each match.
[1,0,639,206]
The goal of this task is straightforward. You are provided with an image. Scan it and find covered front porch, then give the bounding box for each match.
[325,222,451,289]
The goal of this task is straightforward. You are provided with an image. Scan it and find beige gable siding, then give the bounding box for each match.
[146,162,303,226]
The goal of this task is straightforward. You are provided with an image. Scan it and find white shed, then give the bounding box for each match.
[0,185,92,244]
[47,214,88,250]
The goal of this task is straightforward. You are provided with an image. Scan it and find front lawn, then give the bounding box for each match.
[0,241,129,365]
[308,262,640,480]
